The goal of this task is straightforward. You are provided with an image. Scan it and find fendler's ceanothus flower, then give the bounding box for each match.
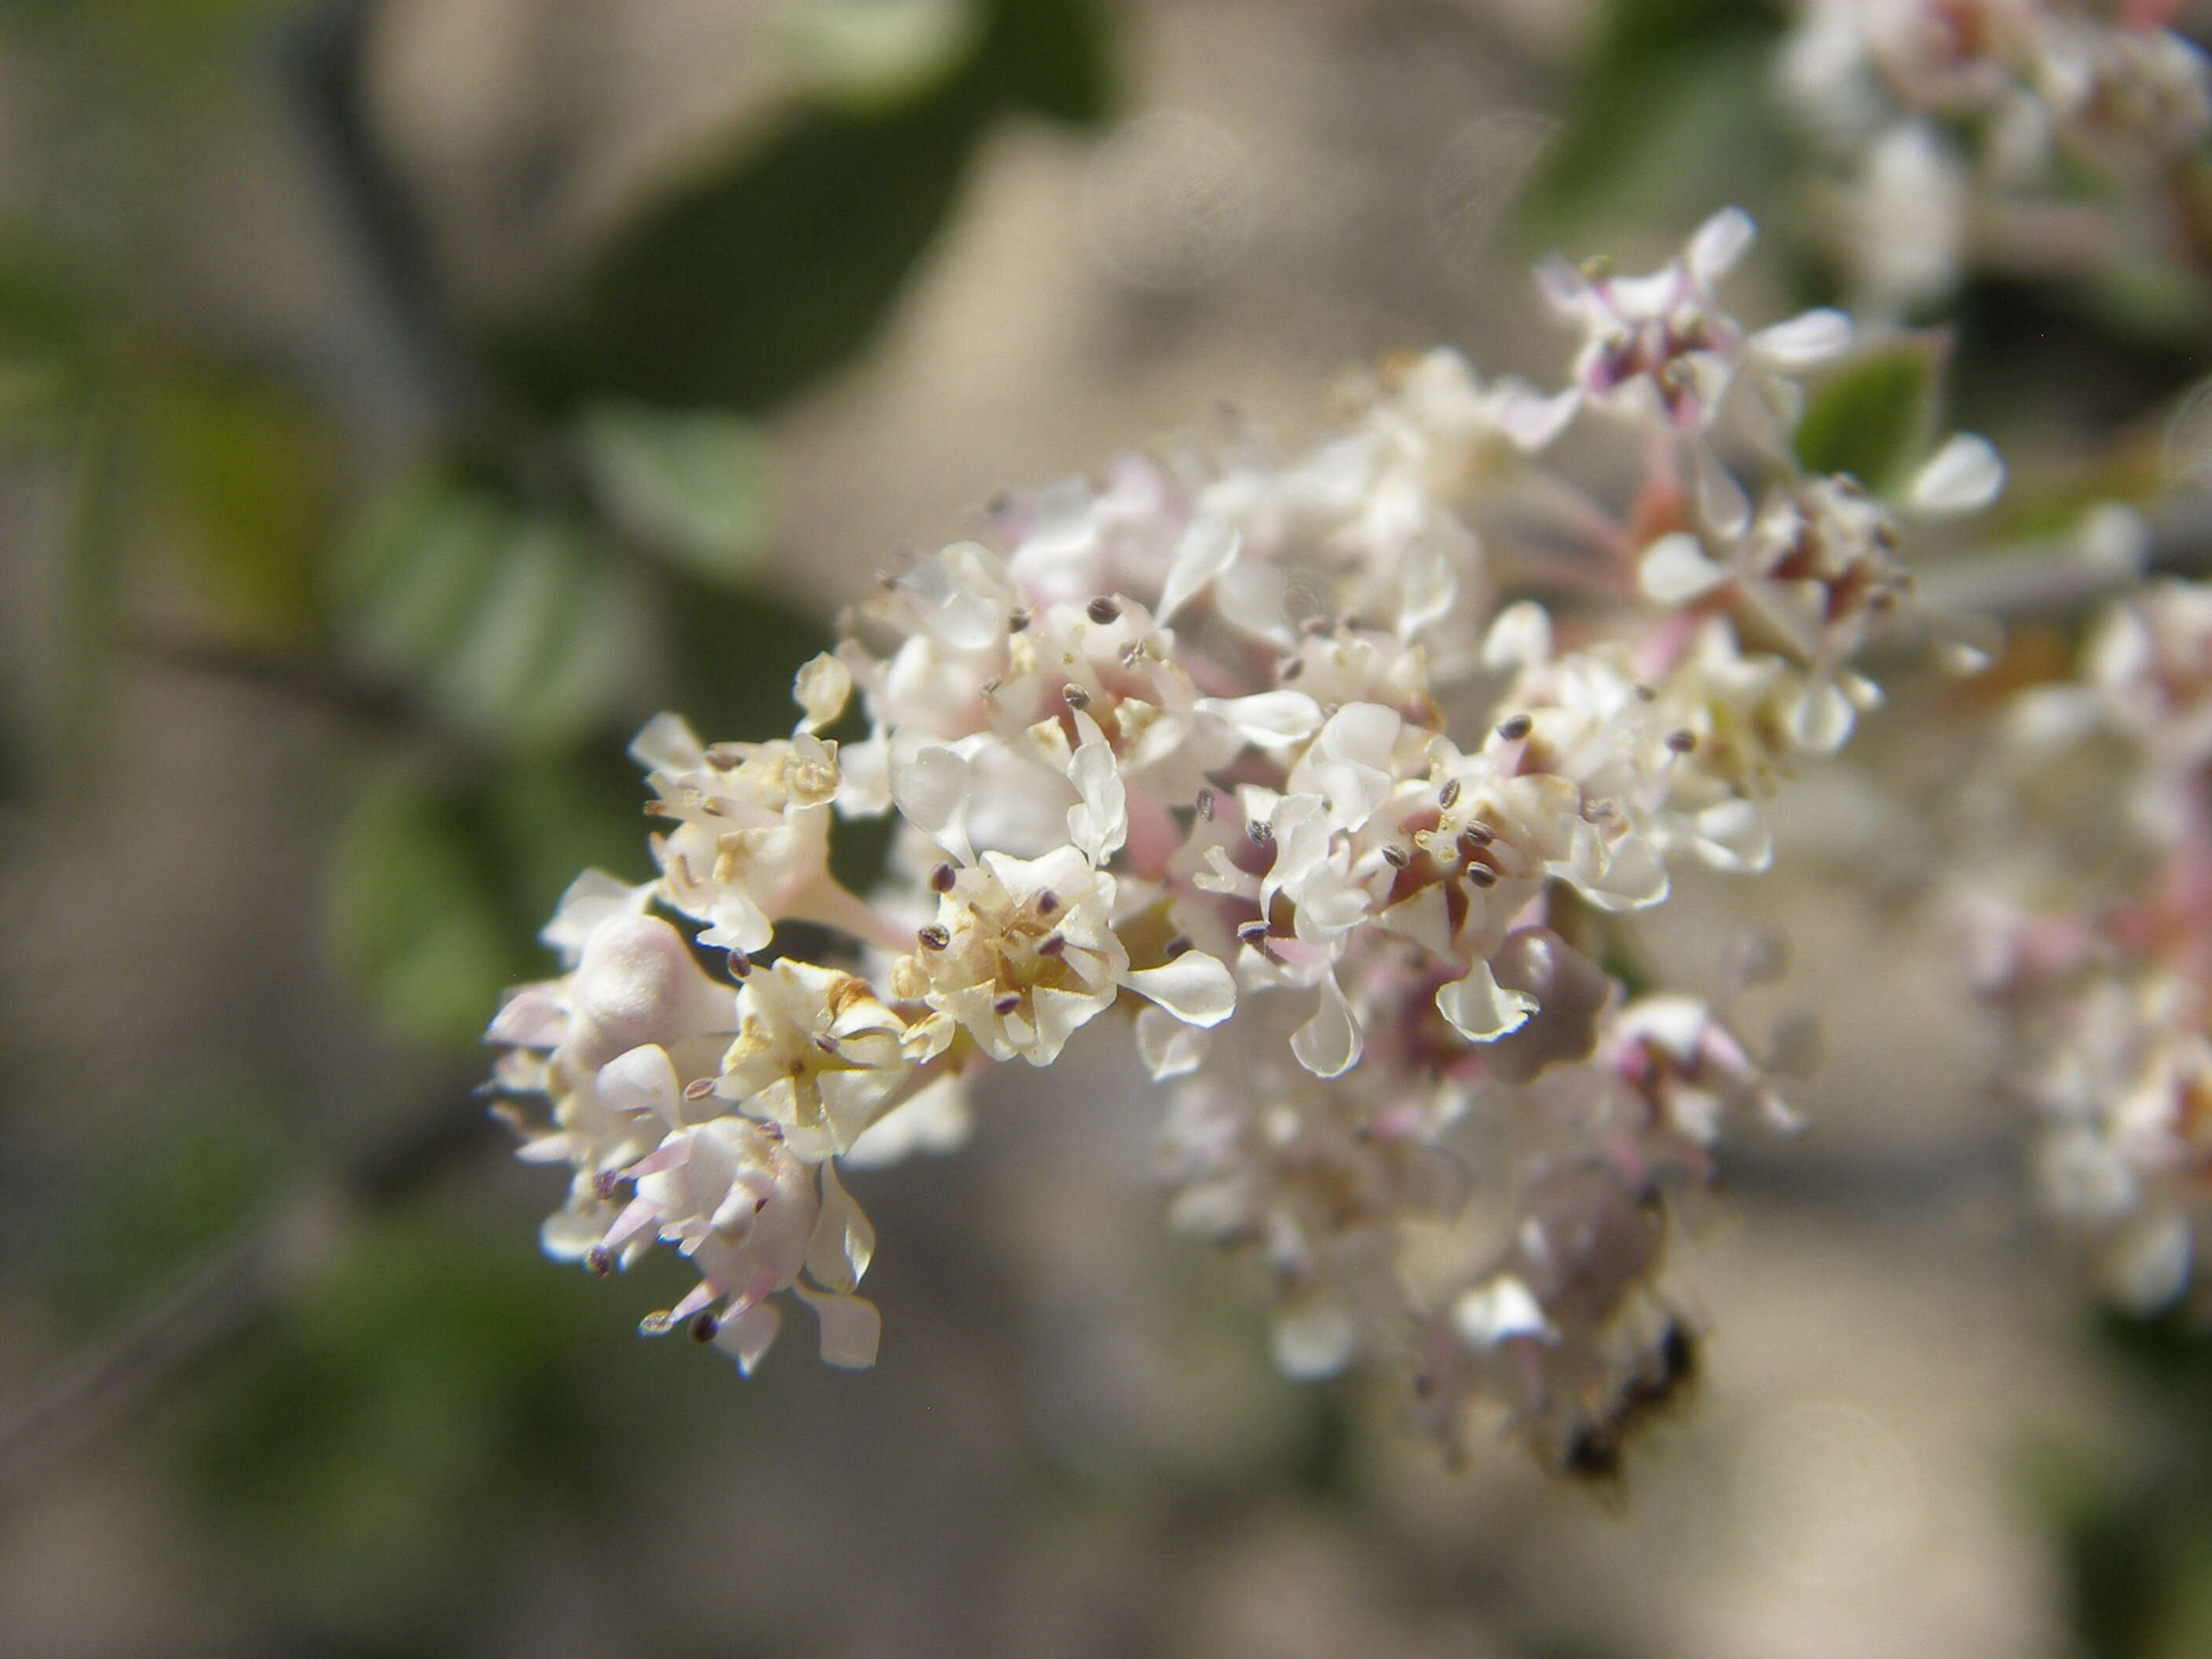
[485,206,1984,1478]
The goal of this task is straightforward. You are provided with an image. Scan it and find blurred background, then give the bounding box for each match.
[5,1,2212,1654]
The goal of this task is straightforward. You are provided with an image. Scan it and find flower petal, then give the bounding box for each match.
[1157,515,1241,622]
[1688,206,1756,280]
[1639,533,1730,605]
[1436,959,1537,1043]
[1122,950,1238,1027]
[1291,973,1363,1078]
[1908,432,2004,517]
[1750,308,1852,368]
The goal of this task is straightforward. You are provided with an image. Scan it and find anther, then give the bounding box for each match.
[918,925,951,950]
[726,949,752,980]
[1664,729,1697,753]
[1064,683,1093,710]
[586,1246,614,1277]
[1463,822,1494,846]
[1382,844,1409,868]
[638,1311,676,1337]
[1280,657,1305,682]
[1634,683,1657,702]
[1497,714,1533,742]
[691,1312,721,1345]
[1036,889,1060,916]
[931,862,957,893]
[1087,596,1121,625]
[1467,864,1500,888]
[1164,935,1193,959]
[1007,606,1031,633]
[591,1170,624,1201]
[1438,778,1463,811]
[1236,919,1271,943]
[993,993,1024,1016]
[1036,932,1066,958]
[1195,788,1215,820]
[1248,819,1274,845]
[683,1077,718,1101]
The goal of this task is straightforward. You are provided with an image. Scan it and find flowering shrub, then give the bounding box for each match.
[1776,0,2212,307]
[485,209,2015,1475]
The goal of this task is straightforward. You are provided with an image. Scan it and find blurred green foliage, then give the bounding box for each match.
[1792,341,1941,496]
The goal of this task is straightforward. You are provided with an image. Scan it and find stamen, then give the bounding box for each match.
[1087,596,1121,624]
[1497,714,1533,742]
[1438,778,1463,811]
[931,862,958,893]
[1664,729,1697,753]
[726,949,753,980]
[1064,683,1093,711]
[918,925,951,950]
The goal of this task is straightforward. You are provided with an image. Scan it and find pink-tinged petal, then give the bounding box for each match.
[1687,207,1756,281]
[796,1284,882,1370]
[1750,308,1852,368]
[1135,1004,1211,1080]
[1494,383,1580,452]
[1291,974,1363,1079]
[1908,433,2004,516]
[1436,960,1536,1044]
[1122,950,1238,1027]
[1157,515,1241,623]
[1638,533,1730,605]
[712,1299,784,1375]
[1533,254,1591,317]
[804,1161,875,1294]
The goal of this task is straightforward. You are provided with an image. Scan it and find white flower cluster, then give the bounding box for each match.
[1778,0,2212,309]
[1965,577,2212,1312]
[485,210,1997,1473]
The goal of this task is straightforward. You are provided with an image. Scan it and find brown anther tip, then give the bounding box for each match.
[1086,596,1121,624]
[1120,642,1144,667]
[1463,822,1494,846]
[683,1077,718,1101]
[1236,920,1270,943]
[691,1313,721,1344]
[1382,844,1409,867]
[918,924,951,950]
[586,1246,614,1277]
[930,862,957,893]
[980,678,1002,698]
[591,1170,624,1201]
[1195,788,1215,820]
[1164,935,1193,959]
[1006,606,1031,633]
[1280,657,1305,681]
[1248,819,1274,845]
[1036,889,1060,916]
[1497,714,1533,742]
[1036,932,1066,957]
[1634,683,1657,702]
[1438,778,1463,811]
[1664,729,1697,753]
[1064,683,1093,710]
[1467,864,1500,888]
[726,949,753,980]
[755,1195,771,1212]
[639,1311,676,1338]
[993,993,1024,1016]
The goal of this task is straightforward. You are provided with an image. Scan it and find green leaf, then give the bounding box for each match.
[981,0,1114,126]
[142,372,334,643]
[331,473,653,752]
[1793,342,1941,493]
[577,401,771,580]
[490,82,984,415]
[326,774,524,1051]
[485,0,1113,416]
[1514,0,1783,247]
